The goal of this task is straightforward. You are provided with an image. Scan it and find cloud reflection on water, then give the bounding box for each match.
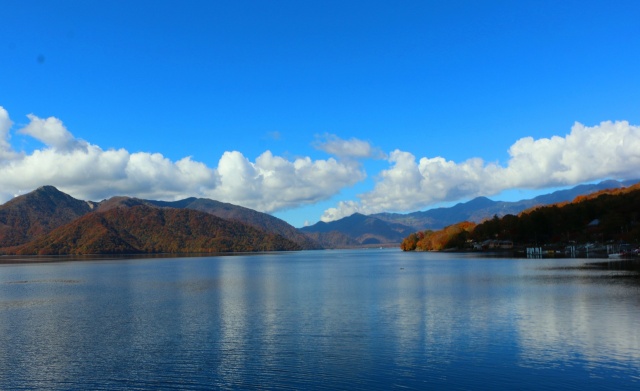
[0,252,638,389]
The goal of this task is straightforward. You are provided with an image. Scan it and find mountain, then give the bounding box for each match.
[3,180,637,253]
[9,205,300,255]
[374,196,497,230]
[532,179,635,204]
[300,213,414,245]
[94,196,148,212]
[0,186,315,254]
[301,179,639,248]
[373,179,639,231]
[0,186,96,247]
[402,182,640,252]
[144,198,319,249]
[301,231,360,248]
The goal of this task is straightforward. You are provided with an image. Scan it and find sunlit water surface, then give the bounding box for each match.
[1,250,639,390]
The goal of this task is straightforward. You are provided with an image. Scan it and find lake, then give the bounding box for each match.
[1,249,639,390]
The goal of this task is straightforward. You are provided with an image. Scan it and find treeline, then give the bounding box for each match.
[401,222,475,251]
[402,184,640,251]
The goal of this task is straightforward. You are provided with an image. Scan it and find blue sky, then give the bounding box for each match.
[1,0,640,227]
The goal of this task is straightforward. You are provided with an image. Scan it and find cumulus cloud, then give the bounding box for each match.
[209,150,364,212]
[0,107,12,143]
[4,107,638,225]
[504,121,640,186]
[0,108,365,212]
[322,121,640,221]
[314,134,385,159]
[0,107,19,160]
[0,141,219,203]
[18,114,88,152]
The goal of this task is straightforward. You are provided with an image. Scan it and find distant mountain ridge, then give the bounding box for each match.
[300,213,414,245]
[401,181,640,252]
[1,180,637,253]
[301,179,640,246]
[372,179,639,231]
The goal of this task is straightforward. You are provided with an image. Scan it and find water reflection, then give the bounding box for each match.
[1,251,639,389]
[513,267,640,368]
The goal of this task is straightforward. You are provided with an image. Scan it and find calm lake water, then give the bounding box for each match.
[1,249,639,390]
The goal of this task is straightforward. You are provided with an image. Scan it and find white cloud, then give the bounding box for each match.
[0,108,365,212]
[314,134,385,159]
[0,107,12,145]
[0,107,19,160]
[0,143,220,202]
[208,150,364,212]
[18,114,88,152]
[4,108,638,224]
[322,121,640,221]
[504,121,640,186]
[321,200,363,222]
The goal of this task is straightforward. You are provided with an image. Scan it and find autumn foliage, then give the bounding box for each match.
[402,183,640,251]
[0,186,93,247]
[401,221,476,251]
[7,205,300,255]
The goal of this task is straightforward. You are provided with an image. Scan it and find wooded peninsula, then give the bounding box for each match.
[401,183,640,255]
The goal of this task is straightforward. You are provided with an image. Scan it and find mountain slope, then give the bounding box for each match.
[373,179,638,230]
[0,186,95,247]
[374,196,498,230]
[402,182,640,252]
[301,213,413,245]
[0,186,317,253]
[301,231,360,248]
[145,197,320,249]
[9,205,300,255]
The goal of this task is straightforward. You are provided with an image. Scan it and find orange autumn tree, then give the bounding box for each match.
[402,221,476,251]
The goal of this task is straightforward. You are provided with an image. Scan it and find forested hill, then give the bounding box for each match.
[145,197,319,249]
[401,183,640,251]
[0,186,305,255]
[295,179,639,248]
[0,186,96,248]
[7,205,300,255]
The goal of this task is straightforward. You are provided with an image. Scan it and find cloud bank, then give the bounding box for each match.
[2,106,638,225]
[322,121,640,221]
[0,107,365,212]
